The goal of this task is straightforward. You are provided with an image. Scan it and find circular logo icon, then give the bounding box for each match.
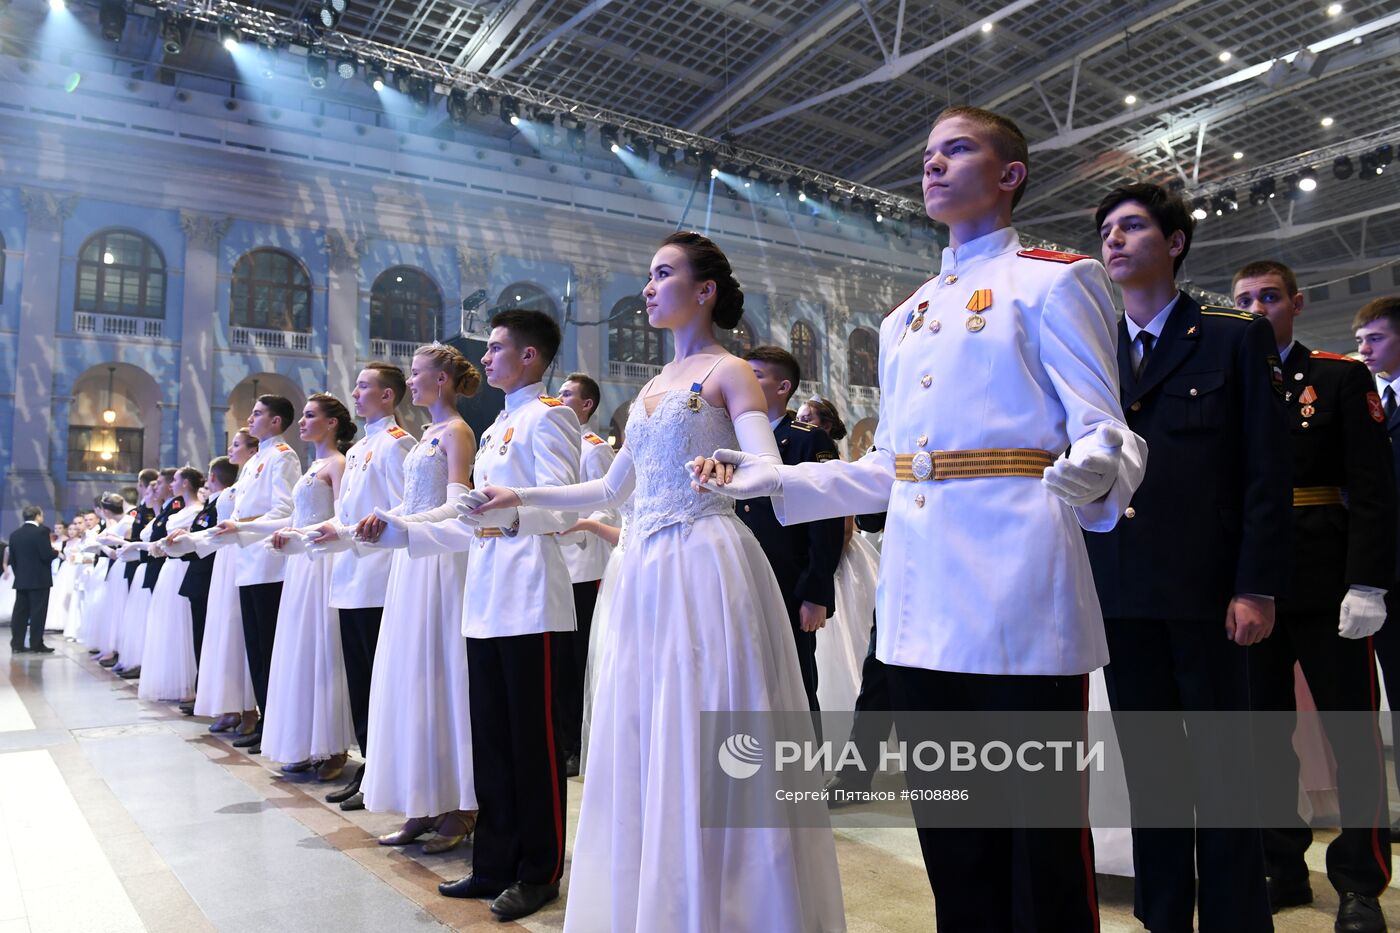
[717,733,763,780]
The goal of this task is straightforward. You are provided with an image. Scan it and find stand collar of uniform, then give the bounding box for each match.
[937,225,1020,275]
[1124,291,1180,344]
[505,381,546,412]
[363,415,393,436]
[1279,340,1297,362]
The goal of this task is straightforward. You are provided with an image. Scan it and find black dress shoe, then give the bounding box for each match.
[1336,892,1387,933]
[438,874,507,899]
[98,654,119,668]
[11,646,29,654]
[1266,875,1313,914]
[823,770,873,808]
[490,881,559,920]
[565,753,580,777]
[337,792,364,811]
[325,764,364,803]
[231,731,262,748]
[30,645,55,654]
[87,647,100,654]
[178,703,194,715]
[118,665,140,678]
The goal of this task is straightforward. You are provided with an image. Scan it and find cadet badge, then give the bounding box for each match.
[499,427,514,454]
[965,289,991,332]
[911,301,929,333]
[1368,391,1386,423]
[427,437,441,457]
[1299,385,1318,405]
[256,463,265,476]
[1267,354,1285,398]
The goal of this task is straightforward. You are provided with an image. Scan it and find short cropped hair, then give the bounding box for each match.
[1232,260,1299,299]
[563,372,601,418]
[933,106,1030,209]
[137,468,159,486]
[257,395,295,433]
[746,345,802,400]
[362,362,407,407]
[1354,297,1400,333]
[1094,182,1195,276]
[490,309,562,367]
[21,505,41,522]
[208,456,238,488]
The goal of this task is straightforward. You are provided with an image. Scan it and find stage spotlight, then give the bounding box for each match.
[99,0,127,42]
[627,133,650,161]
[1377,145,1394,175]
[534,111,557,145]
[683,149,701,167]
[218,18,240,51]
[305,51,328,90]
[1190,198,1209,220]
[567,124,586,152]
[1297,167,1318,192]
[408,76,431,114]
[48,0,64,11]
[1210,191,1237,216]
[160,14,192,55]
[447,88,470,125]
[365,62,385,92]
[472,90,494,115]
[1278,174,1300,199]
[1248,178,1275,205]
[318,0,346,29]
[257,40,277,78]
[336,57,357,80]
[499,95,518,125]
[1334,155,1354,179]
[599,124,619,153]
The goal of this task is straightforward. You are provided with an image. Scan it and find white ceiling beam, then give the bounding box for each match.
[1191,198,1400,248]
[454,0,543,72]
[681,0,862,134]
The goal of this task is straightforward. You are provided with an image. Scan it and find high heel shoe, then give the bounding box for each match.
[316,752,347,783]
[209,713,240,733]
[423,811,477,855]
[281,759,315,774]
[377,816,435,847]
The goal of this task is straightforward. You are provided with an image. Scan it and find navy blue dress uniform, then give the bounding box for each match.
[1248,343,1394,903]
[141,496,185,591]
[1085,293,1292,933]
[178,493,221,667]
[122,503,155,586]
[738,412,844,728]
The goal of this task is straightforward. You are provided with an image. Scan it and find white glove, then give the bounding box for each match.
[695,449,783,499]
[360,507,409,550]
[1339,585,1388,639]
[455,489,519,530]
[148,542,167,558]
[116,542,142,562]
[162,535,197,557]
[265,530,309,555]
[1043,425,1124,507]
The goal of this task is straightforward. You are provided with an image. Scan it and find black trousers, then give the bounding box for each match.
[887,665,1098,933]
[1104,618,1271,933]
[1249,609,1391,895]
[783,594,822,744]
[238,582,283,720]
[1371,589,1400,812]
[467,632,566,887]
[338,606,382,757]
[553,580,598,759]
[188,591,208,668]
[10,588,50,650]
[844,616,893,774]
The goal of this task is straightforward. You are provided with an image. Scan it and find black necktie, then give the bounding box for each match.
[1386,386,1396,420]
[1135,332,1155,380]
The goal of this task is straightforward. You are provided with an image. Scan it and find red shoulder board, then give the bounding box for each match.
[387,425,408,439]
[172,497,185,509]
[1310,350,1362,363]
[538,395,565,407]
[583,432,605,446]
[1017,247,1092,264]
[128,509,137,516]
[275,443,292,452]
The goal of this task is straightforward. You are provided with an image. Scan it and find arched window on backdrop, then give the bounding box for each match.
[848,327,878,387]
[607,295,664,366]
[789,320,818,383]
[496,282,559,322]
[230,248,312,331]
[718,321,755,357]
[371,266,442,344]
[77,230,167,318]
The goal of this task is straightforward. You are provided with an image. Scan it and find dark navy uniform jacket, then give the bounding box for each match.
[1085,293,1292,620]
[141,496,185,591]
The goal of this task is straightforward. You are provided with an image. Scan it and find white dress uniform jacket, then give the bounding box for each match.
[404,381,581,638]
[773,226,1145,676]
[230,439,302,587]
[329,417,415,610]
[561,430,619,584]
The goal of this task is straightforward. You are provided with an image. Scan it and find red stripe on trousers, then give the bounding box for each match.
[541,632,566,884]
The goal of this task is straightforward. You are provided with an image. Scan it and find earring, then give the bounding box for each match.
[698,296,706,306]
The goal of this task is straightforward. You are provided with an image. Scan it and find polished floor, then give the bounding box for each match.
[1,635,1396,932]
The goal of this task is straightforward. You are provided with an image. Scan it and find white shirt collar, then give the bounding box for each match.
[364,415,393,436]
[1125,292,1181,343]
[1378,373,1397,395]
[938,226,1020,275]
[1279,340,1297,362]
[505,381,547,412]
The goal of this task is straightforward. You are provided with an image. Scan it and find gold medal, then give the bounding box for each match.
[686,380,704,412]
[1299,385,1318,405]
[498,427,514,455]
[1301,404,1315,417]
[911,315,924,332]
[966,314,986,333]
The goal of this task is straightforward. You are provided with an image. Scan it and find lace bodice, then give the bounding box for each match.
[625,391,736,542]
[292,463,336,526]
[402,439,449,514]
[216,488,236,522]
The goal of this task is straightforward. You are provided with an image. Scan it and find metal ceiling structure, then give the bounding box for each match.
[14,0,1400,296]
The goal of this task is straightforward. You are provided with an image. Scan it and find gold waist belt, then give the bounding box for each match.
[894,448,1056,482]
[474,527,505,538]
[1293,486,1344,507]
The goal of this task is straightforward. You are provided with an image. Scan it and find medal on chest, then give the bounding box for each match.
[362,450,373,471]
[965,289,992,332]
[1298,385,1318,419]
[426,437,441,457]
[687,382,704,412]
[498,427,514,455]
[910,301,929,333]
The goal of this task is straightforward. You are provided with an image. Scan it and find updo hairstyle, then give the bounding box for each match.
[308,392,358,454]
[660,231,745,330]
[413,342,482,398]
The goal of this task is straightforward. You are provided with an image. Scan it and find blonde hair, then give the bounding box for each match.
[414,342,481,397]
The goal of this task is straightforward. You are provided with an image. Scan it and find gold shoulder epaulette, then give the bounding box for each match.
[790,420,815,432]
[1017,247,1092,263]
[275,442,293,452]
[387,425,409,438]
[538,395,565,407]
[1311,349,1362,363]
[583,432,606,446]
[1200,307,1252,320]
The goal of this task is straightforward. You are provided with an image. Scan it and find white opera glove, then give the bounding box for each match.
[468,451,636,524]
[266,530,310,555]
[696,410,784,499]
[361,508,410,550]
[305,523,356,557]
[456,488,519,530]
[148,541,167,558]
[116,542,142,562]
[1043,424,1124,507]
[1339,585,1388,639]
[162,535,198,557]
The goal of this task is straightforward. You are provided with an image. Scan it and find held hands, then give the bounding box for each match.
[799,601,827,633]
[690,449,782,498]
[210,519,239,537]
[455,486,520,529]
[359,508,408,550]
[162,535,198,557]
[268,529,310,555]
[1042,425,1124,507]
[1339,586,1388,639]
[1225,594,1275,646]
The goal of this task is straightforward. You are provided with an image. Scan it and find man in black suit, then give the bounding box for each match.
[1235,262,1393,933]
[1084,183,1292,933]
[738,346,844,737]
[9,505,57,654]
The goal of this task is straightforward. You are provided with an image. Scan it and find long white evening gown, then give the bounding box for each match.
[84,515,133,654]
[137,503,202,701]
[564,392,846,933]
[45,541,75,632]
[362,438,476,816]
[579,505,630,776]
[815,531,879,715]
[193,488,256,717]
[260,464,355,764]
